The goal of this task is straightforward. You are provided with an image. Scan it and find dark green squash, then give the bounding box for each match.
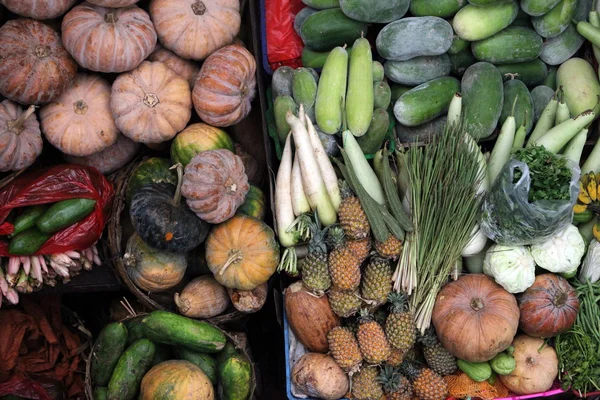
[130,164,209,253]
[126,158,177,207]
[237,185,266,220]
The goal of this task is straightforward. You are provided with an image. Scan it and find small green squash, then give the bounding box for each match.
[171,122,235,167]
[126,158,177,207]
[490,351,516,375]
[140,360,215,400]
[237,185,266,220]
[217,343,253,400]
[457,359,493,382]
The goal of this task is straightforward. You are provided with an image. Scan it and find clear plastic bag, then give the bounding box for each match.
[480,158,580,246]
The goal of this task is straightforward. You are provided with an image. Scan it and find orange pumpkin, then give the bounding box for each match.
[0,0,76,19]
[111,61,192,144]
[87,0,139,6]
[140,360,214,400]
[0,101,43,172]
[64,134,140,174]
[62,2,157,73]
[0,19,77,105]
[148,45,200,88]
[205,214,280,290]
[192,44,257,127]
[149,0,241,60]
[40,74,118,156]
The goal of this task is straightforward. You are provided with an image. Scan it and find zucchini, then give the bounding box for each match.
[339,0,409,23]
[272,66,295,97]
[356,109,390,154]
[294,7,318,36]
[390,84,412,103]
[449,36,470,54]
[141,311,227,353]
[10,205,46,238]
[123,315,145,346]
[409,0,467,18]
[8,228,51,256]
[175,347,218,384]
[36,198,96,234]
[301,47,352,69]
[107,339,156,400]
[373,81,391,110]
[449,48,478,76]
[461,62,504,139]
[218,346,253,400]
[372,61,384,82]
[531,85,555,122]
[91,322,128,387]
[539,23,585,66]
[384,54,451,86]
[292,68,318,116]
[532,0,578,38]
[453,1,519,41]
[274,95,298,144]
[301,0,339,9]
[496,59,548,87]
[300,8,368,52]
[394,77,460,127]
[471,27,543,64]
[315,46,348,134]
[346,37,373,137]
[521,0,562,16]
[500,79,534,134]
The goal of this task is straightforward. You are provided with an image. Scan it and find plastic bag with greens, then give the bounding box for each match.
[480,148,580,246]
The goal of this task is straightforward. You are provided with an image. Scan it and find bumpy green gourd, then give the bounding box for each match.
[457,359,492,382]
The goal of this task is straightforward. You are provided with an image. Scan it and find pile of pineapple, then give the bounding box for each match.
[297,182,454,400]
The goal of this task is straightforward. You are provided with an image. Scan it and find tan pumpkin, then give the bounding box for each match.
[111,61,192,144]
[0,0,77,19]
[148,45,200,88]
[192,44,257,127]
[40,74,118,156]
[140,360,214,400]
[87,0,139,6]
[174,275,230,318]
[181,149,249,224]
[0,19,77,105]
[0,101,43,172]
[61,2,157,73]
[64,134,140,174]
[149,0,241,60]
[205,214,280,290]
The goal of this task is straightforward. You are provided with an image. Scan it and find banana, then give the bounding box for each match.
[588,173,597,202]
[596,172,600,201]
[574,204,588,214]
[593,222,600,242]
[579,181,592,204]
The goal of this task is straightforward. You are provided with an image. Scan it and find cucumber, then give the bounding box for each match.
[315,46,348,134]
[521,0,562,16]
[36,198,96,234]
[372,61,384,82]
[376,17,453,61]
[91,322,129,387]
[471,27,543,64]
[449,36,470,54]
[141,311,227,353]
[272,66,294,97]
[396,116,447,143]
[531,85,555,121]
[500,79,534,134]
[300,8,368,52]
[496,59,548,86]
[301,47,353,69]
[532,0,578,38]
[93,388,108,400]
[8,228,51,255]
[557,57,600,116]
[293,68,318,116]
[575,0,594,21]
[461,62,504,139]
[346,37,373,137]
[453,1,519,41]
[123,316,145,346]
[544,66,558,89]
[390,84,412,103]
[539,23,584,66]
[302,0,339,9]
[468,0,507,4]
[218,346,253,400]
[394,77,460,127]
[357,109,390,154]
[175,347,218,384]
[10,205,46,238]
[107,339,156,400]
[409,0,467,17]
[449,48,478,76]
[384,54,451,86]
[152,345,172,366]
[294,7,318,36]
[274,95,298,144]
[373,81,391,110]
[339,0,409,23]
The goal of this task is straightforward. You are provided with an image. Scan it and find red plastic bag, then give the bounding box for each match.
[265,0,305,71]
[0,165,114,256]
[0,375,58,400]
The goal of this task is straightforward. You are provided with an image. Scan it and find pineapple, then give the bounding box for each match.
[328,288,362,318]
[386,347,406,367]
[418,328,457,376]
[328,227,361,290]
[378,365,413,400]
[301,221,331,294]
[400,361,447,400]
[347,237,372,263]
[338,180,370,240]
[385,293,416,351]
[327,326,363,374]
[361,257,393,306]
[357,309,391,364]
[352,365,383,400]
[375,235,403,259]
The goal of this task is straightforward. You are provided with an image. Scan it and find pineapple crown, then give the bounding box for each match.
[417,327,440,348]
[339,180,355,200]
[307,219,329,254]
[326,225,346,248]
[399,360,421,381]
[388,292,410,314]
[357,308,375,324]
[377,365,402,394]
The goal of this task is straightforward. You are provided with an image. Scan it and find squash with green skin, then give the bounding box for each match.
[126,158,177,207]
[490,351,516,375]
[140,360,214,400]
[238,185,266,220]
[170,123,235,167]
[218,345,253,400]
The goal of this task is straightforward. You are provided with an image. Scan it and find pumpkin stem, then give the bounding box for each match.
[169,163,184,206]
[104,12,118,23]
[34,45,50,58]
[553,291,568,307]
[7,105,37,134]
[73,100,88,115]
[191,0,206,15]
[122,252,137,268]
[470,297,484,311]
[143,93,160,108]
[219,250,243,276]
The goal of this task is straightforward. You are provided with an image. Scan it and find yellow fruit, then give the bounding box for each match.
[574,204,588,214]
[579,181,592,204]
[593,223,600,242]
[596,173,600,200]
[588,174,597,201]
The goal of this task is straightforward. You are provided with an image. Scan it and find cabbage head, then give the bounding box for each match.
[483,244,535,293]
[530,224,584,275]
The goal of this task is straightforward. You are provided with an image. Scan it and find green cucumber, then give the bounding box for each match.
[453,1,519,41]
[468,0,507,4]
[339,0,409,23]
[532,0,578,38]
[531,85,555,122]
[500,79,534,134]
[294,7,318,36]
[396,116,447,143]
[449,36,470,54]
[356,109,390,154]
[394,77,460,127]
[574,0,594,22]
[461,62,504,139]
[449,48,478,76]
[300,8,368,52]
[390,84,412,103]
[93,388,108,400]
[539,23,584,66]
[372,61,384,82]
[274,95,298,144]
[496,59,548,86]
[8,228,51,256]
[301,47,352,69]
[292,68,318,116]
[301,0,339,9]
[123,316,145,346]
[218,345,253,400]
[36,198,96,234]
[471,27,543,64]
[10,205,46,238]
[272,66,294,97]
[315,46,348,134]
[141,311,226,353]
[544,66,558,89]
[376,17,453,61]
[107,339,156,400]
[346,37,373,137]
[521,0,562,16]
[91,322,128,387]
[384,54,451,86]
[373,81,391,110]
[175,347,218,384]
[511,9,534,28]
[409,0,467,17]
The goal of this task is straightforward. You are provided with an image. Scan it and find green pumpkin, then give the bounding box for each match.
[170,123,235,166]
[126,158,177,207]
[237,185,266,220]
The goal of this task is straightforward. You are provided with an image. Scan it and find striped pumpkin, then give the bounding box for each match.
[170,123,235,167]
